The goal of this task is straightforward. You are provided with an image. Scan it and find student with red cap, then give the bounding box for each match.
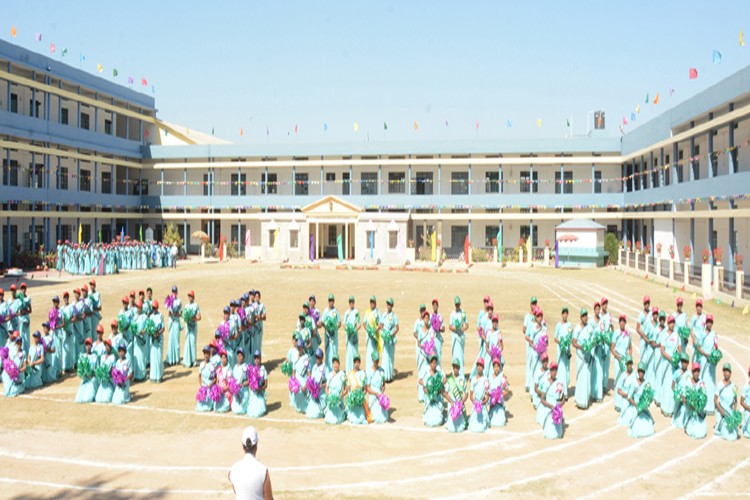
[540,361,565,439]
[75,337,99,403]
[672,297,689,354]
[95,339,116,403]
[695,313,718,414]
[182,290,202,368]
[0,288,9,347]
[149,300,165,383]
[690,298,707,363]
[684,362,708,439]
[467,357,489,433]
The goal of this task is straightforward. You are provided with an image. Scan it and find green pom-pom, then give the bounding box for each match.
[182,308,196,323]
[559,334,572,354]
[678,327,691,341]
[426,374,445,403]
[365,323,378,340]
[708,349,723,365]
[669,352,681,369]
[381,330,393,345]
[326,393,341,406]
[324,315,338,333]
[724,409,743,431]
[346,388,365,409]
[129,322,138,336]
[76,356,93,379]
[144,318,159,338]
[345,324,357,339]
[637,384,654,412]
[686,386,707,414]
[673,386,683,403]
[581,339,595,354]
[280,360,293,377]
[117,313,130,332]
[94,364,110,383]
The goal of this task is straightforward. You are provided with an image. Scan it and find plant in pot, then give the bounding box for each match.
[735,253,744,271]
[635,241,641,253]
[712,246,723,265]
[668,245,675,259]
[545,239,550,248]
[644,244,651,255]
[702,248,710,264]
[627,240,632,251]
[683,245,691,260]
[656,242,662,256]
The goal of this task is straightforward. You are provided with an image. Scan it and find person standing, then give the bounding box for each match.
[228,426,273,500]
[305,349,327,419]
[183,290,202,368]
[554,307,573,395]
[539,362,565,439]
[346,354,369,425]
[61,292,77,373]
[488,357,509,428]
[572,308,593,410]
[343,296,360,374]
[468,358,489,433]
[523,297,539,393]
[112,343,132,405]
[132,301,149,382]
[231,348,249,415]
[635,295,652,363]
[0,289,9,348]
[308,295,322,357]
[363,296,380,367]
[149,300,165,383]
[3,334,27,397]
[170,242,178,270]
[673,297,689,355]
[95,340,116,403]
[166,285,183,366]
[714,363,739,441]
[656,315,681,417]
[366,352,388,424]
[88,280,102,339]
[379,298,399,382]
[196,347,215,412]
[17,283,32,352]
[528,309,548,402]
[671,353,691,429]
[431,299,446,368]
[695,314,718,415]
[75,338,99,403]
[610,314,632,403]
[684,362,708,439]
[320,294,341,373]
[252,290,266,356]
[448,297,468,376]
[599,297,613,394]
[690,298,707,362]
[420,354,445,427]
[247,351,268,418]
[25,331,45,390]
[614,356,634,414]
[444,359,468,433]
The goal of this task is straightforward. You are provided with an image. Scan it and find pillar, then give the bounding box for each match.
[292,166,296,197]
[467,163,472,196]
[689,202,695,268]
[728,103,736,174]
[672,143,679,183]
[707,112,714,178]
[689,126,696,182]
[728,200,736,286]
[437,163,442,195]
[498,163,503,194]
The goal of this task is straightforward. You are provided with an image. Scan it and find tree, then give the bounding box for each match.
[163,222,183,247]
[604,232,619,265]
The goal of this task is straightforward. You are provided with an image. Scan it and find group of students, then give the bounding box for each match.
[194,289,268,416]
[55,240,179,276]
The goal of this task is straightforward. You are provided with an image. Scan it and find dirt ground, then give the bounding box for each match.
[1,261,749,499]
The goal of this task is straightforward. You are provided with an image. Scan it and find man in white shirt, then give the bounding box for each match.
[170,243,178,269]
[229,426,273,499]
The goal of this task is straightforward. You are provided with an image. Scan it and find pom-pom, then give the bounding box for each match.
[2,358,20,382]
[306,377,320,401]
[117,312,130,332]
[48,308,63,330]
[345,324,357,340]
[637,384,654,412]
[552,403,563,425]
[94,365,111,384]
[227,377,240,396]
[164,294,175,311]
[669,352,681,369]
[422,339,436,358]
[346,387,365,409]
[378,393,390,410]
[450,400,464,421]
[327,393,341,406]
[182,307,196,324]
[473,399,483,414]
[686,386,708,414]
[490,386,504,406]
[426,374,444,402]
[678,327,691,341]
[534,334,548,355]
[216,322,230,341]
[195,385,208,403]
[708,349,723,365]
[324,314,338,333]
[558,333,572,355]
[247,365,261,391]
[381,330,393,345]
[76,356,93,380]
[724,409,743,431]
[489,344,502,362]
[673,386,683,403]
[0,346,8,360]
[209,384,223,403]
[431,315,443,333]
[288,377,300,394]
[144,318,159,339]
[581,339,595,354]
[111,367,128,387]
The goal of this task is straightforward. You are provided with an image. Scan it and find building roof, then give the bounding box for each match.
[555,219,606,230]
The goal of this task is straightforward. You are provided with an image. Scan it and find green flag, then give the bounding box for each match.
[383,122,388,130]
[139,225,143,242]
[336,233,343,262]
[98,229,102,243]
[113,68,118,77]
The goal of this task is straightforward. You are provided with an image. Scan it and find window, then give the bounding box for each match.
[29,164,43,189]
[104,119,112,135]
[101,171,112,194]
[80,112,90,130]
[485,226,498,246]
[361,172,377,195]
[692,158,700,181]
[664,166,670,186]
[677,164,684,183]
[60,225,71,243]
[231,224,246,248]
[555,171,573,194]
[231,173,247,196]
[485,172,499,193]
[388,172,405,194]
[3,159,18,186]
[652,164,660,188]
[268,230,276,248]
[413,172,433,195]
[451,225,468,247]
[80,169,91,191]
[139,178,149,195]
[520,224,538,247]
[289,229,300,248]
[9,93,18,113]
[295,173,309,195]
[29,99,40,118]
[57,167,69,190]
[203,174,210,196]
[366,231,375,249]
[342,172,350,195]
[61,108,69,125]
[520,171,538,193]
[81,224,91,243]
[451,172,468,195]
[594,171,602,193]
[328,226,337,246]
[262,172,277,194]
[325,172,335,183]
[388,230,398,249]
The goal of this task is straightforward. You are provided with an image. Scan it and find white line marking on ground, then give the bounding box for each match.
[679,455,750,500]
[0,477,230,496]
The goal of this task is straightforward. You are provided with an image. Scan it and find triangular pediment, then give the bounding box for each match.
[301,195,362,217]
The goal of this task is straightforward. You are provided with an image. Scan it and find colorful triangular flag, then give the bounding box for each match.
[353,122,359,132]
[323,123,328,132]
[566,117,570,127]
[712,50,722,64]
[266,125,269,136]
[536,118,542,128]
[413,121,419,130]
[240,128,244,137]
[645,93,649,103]
[506,119,512,128]
[445,119,449,127]
[97,64,103,73]
[636,105,641,114]
[113,68,118,77]
[622,116,628,125]
[294,124,298,134]
[476,122,479,130]
[10,26,17,38]
[49,43,55,54]
[691,292,697,299]
[141,77,147,86]
[743,305,748,315]
[653,93,660,105]
[741,31,745,47]
[631,112,636,122]
[35,32,42,42]
[128,76,134,84]
[80,53,85,62]
[211,127,214,136]
[672,287,677,293]
[669,85,674,97]
[383,122,387,130]
[689,68,698,79]
[61,48,67,57]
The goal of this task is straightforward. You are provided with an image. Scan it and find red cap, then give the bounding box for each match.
[96,324,104,334]
[696,298,703,306]
[139,290,145,296]
[84,338,93,345]
[651,307,659,315]
[705,314,714,323]
[89,280,96,286]
[549,361,558,370]
[20,283,27,289]
[667,315,675,324]
[535,309,544,317]
[129,290,136,297]
[81,285,88,292]
[486,301,494,309]
[643,295,650,303]
[10,330,19,340]
[593,301,601,308]
[600,297,608,304]
[188,290,195,297]
[476,357,485,366]
[619,314,627,322]
[152,300,159,309]
[541,352,549,361]
[111,319,118,327]
[209,340,217,349]
[136,300,144,308]
[692,362,701,372]
[0,288,3,295]
[9,284,16,291]
[103,339,112,347]
[491,313,499,322]
[483,295,491,303]
[63,291,70,298]
[121,296,129,304]
[432,298,439,305]
[676,297,684,305]
[73,288,81,295]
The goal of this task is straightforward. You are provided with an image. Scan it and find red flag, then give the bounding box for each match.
[464,235,470,265]
[141,77,148,86]
[689,68,698,79]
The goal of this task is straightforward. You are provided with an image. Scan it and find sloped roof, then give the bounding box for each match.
[555,219,606,230]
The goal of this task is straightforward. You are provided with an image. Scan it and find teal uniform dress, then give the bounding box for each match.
[651,326,668,405]
[671,369,690,428]
[25,343,44,390]
[470,315,492,379]
[346,369,368,425]
[73,300,87,359]
[321,307,340,373]
[17,295,31,352]
[554,320,573,392]
[656,329,680,416]
[589,316,604,402]
[618,372,638,426]
[742,383,750,438]
[637,309,651,357]
[95,354,116,403]
[214,364,232,413]
[713,381,739,441]
[291,354,310,413]
[449,310,468,376]
[540,376,565,439]
[0,300,10,349]
[445,373,467,433]
[690,313,707,363]
[324,369,347,425]
[231,362,249,414]
[112,358,131,405]
[673,310,689,354]
[416,324,433,403]
[600,312,613,392]
[309,307,322,357]
[42,332,57,384]
[2,350,25,397]
[367,366,388,424]
[488,372,508,427]
[698,329,718,414]
[422,368,445,427]
[380,311,398,382]
[614,367,633,413]
[252,301,266,355]
[182,302,201,368]
[468,375,489,433]
[305,362,328,419]
[641,321,659,386]
[523,312,535,392]
[344,309,360,374]
[149,312,165,383]
[485,328,503,371]
[611,328,631,395]
[62,304,76,371]
[363,308,380,369]
[247,365,268,418]
[132,313,149,381]
[529,323,548,398]
[166,298,183,366]
[89,291,102,338]
[534,367,550,421]
[195,361,215,412]
[75,352,99,403]
[286,347,300,408]
[628,380,655,438]
[573,323,593,409]
[684,379,708,439]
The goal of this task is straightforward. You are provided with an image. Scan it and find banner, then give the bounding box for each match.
[337,233,343,262]
[430,231,437,262]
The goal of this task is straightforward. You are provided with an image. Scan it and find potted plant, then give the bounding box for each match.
[656,242,662,255]
[545,239,550,248]
[736,253,744,271]
[683,245,691,260]
[519,237,525,248]
[713,246,723,266]
[635,241,641,253]
[668,245,675,259]
[702,249,710,264]
[644,244,651,255]
[627,240,632,251]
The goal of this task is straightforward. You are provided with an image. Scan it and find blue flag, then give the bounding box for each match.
[713,50,722,64]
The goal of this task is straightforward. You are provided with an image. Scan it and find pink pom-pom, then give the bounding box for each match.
[306,377,320,400]
[195,385,208,402]
[209,384,223,403]
[473,400,483,414]
[247,365,261,391]
[227,377,240,396]
[552,403,563,425]
[534,335,548,356]
[378,393,390,410]
[288,377,300,394]
[450,400,463,421]
[490,386,504,406]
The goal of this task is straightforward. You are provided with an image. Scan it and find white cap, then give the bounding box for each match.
[242,426,259,447]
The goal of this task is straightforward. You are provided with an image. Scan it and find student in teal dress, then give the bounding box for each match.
[448,297,468,377]
[363,296,380,369]
[305,349,328,419]
[415,310,434,403]
[635,295,652,361]
[742,366,750,439]
[420,354,445,427]
[17,283,32,352]
[713,363,739,441]
[346,355,368,425]
[471,302,494,379]
[527,309,548,399]
[468,358,489,433]
[488,358,509,428]
[231,348,249,415]
[672,297,689,355]
[619,360,639,427]
[413,304,427,398]
[523,297,538,393]
[614,356,634,413]
[247,350,268,418]
[651,312,669,406]
[344,296,361,374]
[88,280,102,339]
[589,302,605,403]
[431,299,446,368]
[132,302,148,381]
[61,292,76,373]
[149,301,165,383]
[626,363,655,438]
[166,286,183,366]
[324,356,347,425]
[695,314,718,415]
[642,309,661,387]
[656,315,681,416]
[599,297,613,394]
[41,322,57,384]
[690,298,707,363]
[444,359,468,432]
[252,290,266,356]
[214,352,232,413]
[572,309,593,409]
[308,295,322,359]
[0,289,9,348]
[182,291,202,368]
[49,298,64,379]
[671,354,691,428]
[112,344,132,405]
[379,298,399,382]
[75,338,99,403]
[196,347,216,412]
[291,340,310,413]
[25,331,45,390]
[533,354,550,417]
[3,335,26,397]
[684,363,708,439]
[95,340,116,403]
[554,307,573,395]
[367,352,388,424]
[484,314,504,372]
[320,294,341,373]
[540,362,565,439]
[610,315,632,406]
[92,325,107,361]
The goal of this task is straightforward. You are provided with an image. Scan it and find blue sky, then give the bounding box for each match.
[6,1,750,144]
